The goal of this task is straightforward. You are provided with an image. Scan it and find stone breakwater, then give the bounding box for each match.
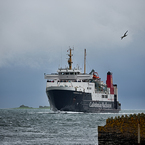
[98,113,145,145]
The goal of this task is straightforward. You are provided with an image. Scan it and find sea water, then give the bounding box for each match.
[0,109,145,145]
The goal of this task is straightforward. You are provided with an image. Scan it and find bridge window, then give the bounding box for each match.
[70,72,74,75]
[47,80,54,82]
[102,95,108,98]
[59,72,65,75]
[87,87,91,90]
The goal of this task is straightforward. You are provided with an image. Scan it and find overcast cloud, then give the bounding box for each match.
[0,0,145,109]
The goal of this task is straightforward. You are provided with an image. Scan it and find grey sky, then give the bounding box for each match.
[0,0,145,109]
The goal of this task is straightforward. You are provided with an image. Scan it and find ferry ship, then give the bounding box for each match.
[44,48,121,113]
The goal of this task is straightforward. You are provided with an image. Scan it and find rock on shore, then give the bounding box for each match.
[98,113,145,144]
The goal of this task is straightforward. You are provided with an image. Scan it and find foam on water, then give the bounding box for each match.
[0,109,145,145]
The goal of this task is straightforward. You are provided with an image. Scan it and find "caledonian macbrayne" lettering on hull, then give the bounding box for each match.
[44,48,121,113]
[89,102,112,108]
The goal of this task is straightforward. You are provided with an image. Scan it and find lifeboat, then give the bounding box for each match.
[93,72,99,79]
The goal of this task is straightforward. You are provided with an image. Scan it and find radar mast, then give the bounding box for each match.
[67,47,73,70]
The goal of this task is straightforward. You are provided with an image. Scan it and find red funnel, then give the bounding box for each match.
[106,71,114,94]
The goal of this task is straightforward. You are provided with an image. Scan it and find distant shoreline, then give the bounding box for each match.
[13,105,50,109]
[13,107,50,109]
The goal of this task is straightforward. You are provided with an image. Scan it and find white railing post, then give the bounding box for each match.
[138,123,140,145]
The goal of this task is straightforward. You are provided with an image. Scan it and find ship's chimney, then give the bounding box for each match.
[84,49,86,74]
[114,84,118,109]
[106,71,114,94]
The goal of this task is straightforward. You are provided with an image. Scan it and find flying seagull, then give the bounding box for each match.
[121,30,128,39]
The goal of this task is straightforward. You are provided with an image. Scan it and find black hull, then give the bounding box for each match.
[46,89,121,113]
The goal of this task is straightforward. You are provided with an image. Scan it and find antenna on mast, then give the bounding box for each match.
[84,49,86,74]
